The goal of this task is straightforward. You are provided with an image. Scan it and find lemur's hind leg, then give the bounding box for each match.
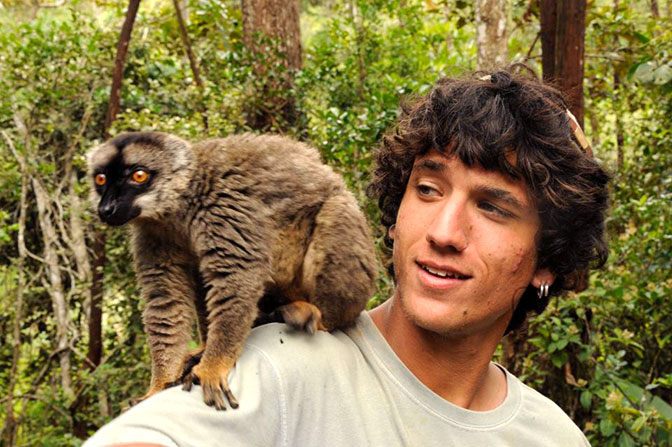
[301,195,378,330]
[254,294,327,334]
[271,301,327,334]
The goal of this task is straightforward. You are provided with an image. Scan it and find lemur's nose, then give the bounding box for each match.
[99,202,117,219]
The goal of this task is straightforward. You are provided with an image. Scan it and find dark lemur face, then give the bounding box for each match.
[92,153,155,226]
[87,132,194,226]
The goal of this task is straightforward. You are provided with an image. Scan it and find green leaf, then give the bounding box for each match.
[631,415,647,432]
[654,63,672,85]
[617,432,636,447]
[634,62,657,83]
[580,390,593,410]
[600,418,617,437]
[632,31,650,43]
[614,378,672,422]
[551,355,565,369]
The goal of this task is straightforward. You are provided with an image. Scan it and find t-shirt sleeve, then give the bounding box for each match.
[83,344,286,447]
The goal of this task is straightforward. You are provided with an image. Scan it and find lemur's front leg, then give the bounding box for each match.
[182,202,271,410]
[132,230,199,404]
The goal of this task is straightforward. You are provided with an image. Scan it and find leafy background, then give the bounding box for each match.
[0,0,670,445]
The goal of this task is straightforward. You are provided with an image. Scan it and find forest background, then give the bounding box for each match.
[0,0,670,445]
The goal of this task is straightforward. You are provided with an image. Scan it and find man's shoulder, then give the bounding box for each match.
[241,321,378,423]
[243,322,362,373]
[508,372,590,446]
[515,376,576,418]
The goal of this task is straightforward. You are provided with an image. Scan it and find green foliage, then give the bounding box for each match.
[0,0,670,445]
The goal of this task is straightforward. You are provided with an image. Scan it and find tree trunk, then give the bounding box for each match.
[2,132,28,447]
[613,0,624,170]
[9,114,75,399]
[32,177,74,397]
[88,231,105,369]
[539,0,557,79]
[475,0,509,70]
[539,0,586,127]
[614,79,624,169]
[241,0,302,131]
[651,0,660,17]
[69,171,93,327]
[241,0,301,73]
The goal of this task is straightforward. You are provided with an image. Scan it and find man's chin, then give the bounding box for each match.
[398,296,470,337]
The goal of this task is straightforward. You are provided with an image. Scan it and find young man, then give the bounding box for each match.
[85,68,610,446]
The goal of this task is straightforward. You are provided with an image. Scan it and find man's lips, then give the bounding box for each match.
[416,261,471,280]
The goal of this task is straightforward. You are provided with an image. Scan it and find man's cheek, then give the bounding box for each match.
[509,245,535,277]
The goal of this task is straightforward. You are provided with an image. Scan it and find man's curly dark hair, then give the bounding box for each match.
[366,66,611,334]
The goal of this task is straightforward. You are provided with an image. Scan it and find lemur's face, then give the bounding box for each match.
[87,132,191,226]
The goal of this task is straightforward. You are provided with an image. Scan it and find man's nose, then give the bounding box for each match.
[425,198,469,252]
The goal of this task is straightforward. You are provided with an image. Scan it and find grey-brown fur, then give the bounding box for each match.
[87,132,378,410]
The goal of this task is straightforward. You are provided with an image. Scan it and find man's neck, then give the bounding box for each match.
[368,298,508,411]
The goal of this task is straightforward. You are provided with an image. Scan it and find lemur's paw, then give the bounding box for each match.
[182,358,238,410]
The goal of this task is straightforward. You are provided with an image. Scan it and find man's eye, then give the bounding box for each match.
[479,201,511,217]
[416,184,438,196]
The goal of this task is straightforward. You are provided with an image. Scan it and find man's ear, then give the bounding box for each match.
[388,224,396,241]
[531,268,556,288]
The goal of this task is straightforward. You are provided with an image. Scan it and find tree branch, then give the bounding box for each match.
[104,0,142,136]
[525,31,540,61]
[172,0,208,130]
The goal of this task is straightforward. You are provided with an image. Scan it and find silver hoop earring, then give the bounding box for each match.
[537,282,549,299]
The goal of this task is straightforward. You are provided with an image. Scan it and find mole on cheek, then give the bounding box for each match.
[462,310,468,316]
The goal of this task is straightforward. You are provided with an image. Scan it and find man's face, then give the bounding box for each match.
[390,150,550,338]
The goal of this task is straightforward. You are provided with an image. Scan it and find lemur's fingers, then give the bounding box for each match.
[222,379,239,409]
[203,379,228,411]
[188,359,237,410]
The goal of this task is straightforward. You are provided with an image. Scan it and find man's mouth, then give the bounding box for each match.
[418,263,470,280]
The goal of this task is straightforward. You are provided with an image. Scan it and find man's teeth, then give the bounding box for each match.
[422,265,467,279]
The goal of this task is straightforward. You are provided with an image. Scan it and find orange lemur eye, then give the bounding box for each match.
[132,170,150,183]
[94,173,106,186]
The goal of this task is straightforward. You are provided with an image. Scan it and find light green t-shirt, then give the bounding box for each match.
[84,312,590,447]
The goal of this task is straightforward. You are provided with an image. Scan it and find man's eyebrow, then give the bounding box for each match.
[475,185,526,210]
[413,159,446,173]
